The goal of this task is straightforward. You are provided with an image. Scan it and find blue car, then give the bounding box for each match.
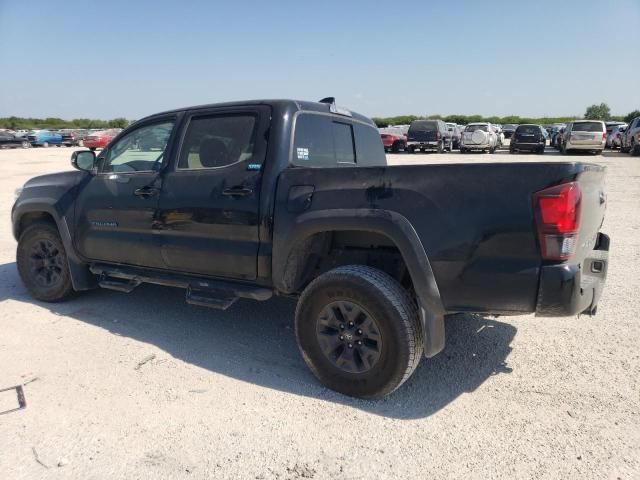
[27,130,63,147]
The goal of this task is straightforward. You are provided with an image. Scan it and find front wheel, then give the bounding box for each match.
[17,222,75,302]
[21,140,29,148]
[437,141,444,154]
[42,141,49,148]
[295,265,422,399]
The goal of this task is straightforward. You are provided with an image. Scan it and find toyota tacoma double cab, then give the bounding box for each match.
[12,98,610,399]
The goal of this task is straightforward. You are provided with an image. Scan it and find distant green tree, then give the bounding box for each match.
[584,103,611,121]
[624,110,640,123]
[108,117,129,128]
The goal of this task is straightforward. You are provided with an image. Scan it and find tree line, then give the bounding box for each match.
[0,116,130,130]
[373,104,640,128]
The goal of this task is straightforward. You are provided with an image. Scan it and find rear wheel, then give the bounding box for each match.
[437,141,444,154]
[42,141,49,148]
[17,222,74,302]
[295,265,422,399]
[21,140,29,148]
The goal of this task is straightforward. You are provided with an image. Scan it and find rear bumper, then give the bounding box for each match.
[511,142,544,151]
[566,141,605,150]
[407,141,438,149]
[536,232,609,316]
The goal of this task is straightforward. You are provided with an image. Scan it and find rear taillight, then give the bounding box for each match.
[533,182,582,261]
[436,132,442,140]
[602,132,607,141]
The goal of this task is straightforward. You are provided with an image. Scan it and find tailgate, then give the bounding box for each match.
[575,166,607,260]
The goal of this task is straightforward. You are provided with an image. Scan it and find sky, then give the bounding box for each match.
[0,0,639,120]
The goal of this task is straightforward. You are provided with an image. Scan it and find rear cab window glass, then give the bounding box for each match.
[293,114,385,167]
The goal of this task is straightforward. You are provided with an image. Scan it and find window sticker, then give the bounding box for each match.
[296,147,309,160]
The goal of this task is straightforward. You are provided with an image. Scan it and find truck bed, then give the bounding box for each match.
[275,162,607,315]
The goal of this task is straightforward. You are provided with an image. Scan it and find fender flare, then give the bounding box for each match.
[12,202,96,291]
[273,208,446,357]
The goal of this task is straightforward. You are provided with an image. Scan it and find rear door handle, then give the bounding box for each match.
[222,186,252,197]
[134,186,158,198]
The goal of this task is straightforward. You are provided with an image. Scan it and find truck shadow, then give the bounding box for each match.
[0,262,515,419]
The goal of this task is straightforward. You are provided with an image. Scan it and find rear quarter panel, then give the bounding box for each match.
[274,162,605,315]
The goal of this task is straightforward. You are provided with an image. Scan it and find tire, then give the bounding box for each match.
[17,221,75,302]
[537,147,545,154]
[295,265,423,399]
[460,147,467,153]
[78,140,84,147]
[509,148,516,154]
[631,142,640,156]
[437,141,444,154]
[391,142,399,153]
[90,147,96,152]
[42,141,49,148]
[21,141,29,148]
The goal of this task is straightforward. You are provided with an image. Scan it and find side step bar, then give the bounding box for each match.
[90,264,272,310]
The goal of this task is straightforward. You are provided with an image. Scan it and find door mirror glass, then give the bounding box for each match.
[71,150,96,172]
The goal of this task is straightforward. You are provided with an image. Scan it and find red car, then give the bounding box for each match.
[379,130,407,153]
[82,129,120,151]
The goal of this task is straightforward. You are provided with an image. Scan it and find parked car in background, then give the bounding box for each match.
[10,129,30,138]
[502,124,518,139]
[509,124,546,154]
[554,126,569,150]
[561,120,606,155]
[406,119,452,153]
[446,124,462,149]
[0,131,30,148]
[27,130,63,147]
[460,123,498,153]
[379,129,407,152]
[620,116,640,155]
[494,125,505,148]
[606,124,627,149]
[60,130,84,147]
[83,129,119,151]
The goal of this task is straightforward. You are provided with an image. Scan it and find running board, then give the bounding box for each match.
[90,264,273,309]
[186,287,238,310]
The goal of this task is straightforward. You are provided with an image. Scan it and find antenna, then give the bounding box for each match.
[319,97,335,105]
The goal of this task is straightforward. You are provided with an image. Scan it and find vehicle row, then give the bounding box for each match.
[550,118,640,156]
[0,128,122,150]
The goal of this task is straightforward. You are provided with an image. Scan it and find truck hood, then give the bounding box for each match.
[22,170,86,190]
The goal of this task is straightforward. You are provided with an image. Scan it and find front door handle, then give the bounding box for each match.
[222,186,252,197]
[134,186,158,198]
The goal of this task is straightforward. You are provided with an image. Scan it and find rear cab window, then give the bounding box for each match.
[292,113,385,167]
[408,120,438,134]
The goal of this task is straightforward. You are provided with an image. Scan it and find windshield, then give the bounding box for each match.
[465,124,488,132]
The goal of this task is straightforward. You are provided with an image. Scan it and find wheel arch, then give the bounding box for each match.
[13,203,96,291]
[273,208,446,357]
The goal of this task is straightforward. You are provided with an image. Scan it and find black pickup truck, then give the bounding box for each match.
[12,99,610,398]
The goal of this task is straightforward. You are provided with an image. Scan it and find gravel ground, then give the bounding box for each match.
[0,145,638,479]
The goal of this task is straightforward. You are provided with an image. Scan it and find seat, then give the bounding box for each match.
[199,137,231,168]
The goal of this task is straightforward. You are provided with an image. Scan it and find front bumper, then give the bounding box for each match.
[536,232,609,316]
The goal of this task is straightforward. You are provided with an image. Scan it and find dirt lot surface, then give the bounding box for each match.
[1,146,638,479]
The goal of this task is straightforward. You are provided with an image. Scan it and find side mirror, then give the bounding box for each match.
[71,150,96,172]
